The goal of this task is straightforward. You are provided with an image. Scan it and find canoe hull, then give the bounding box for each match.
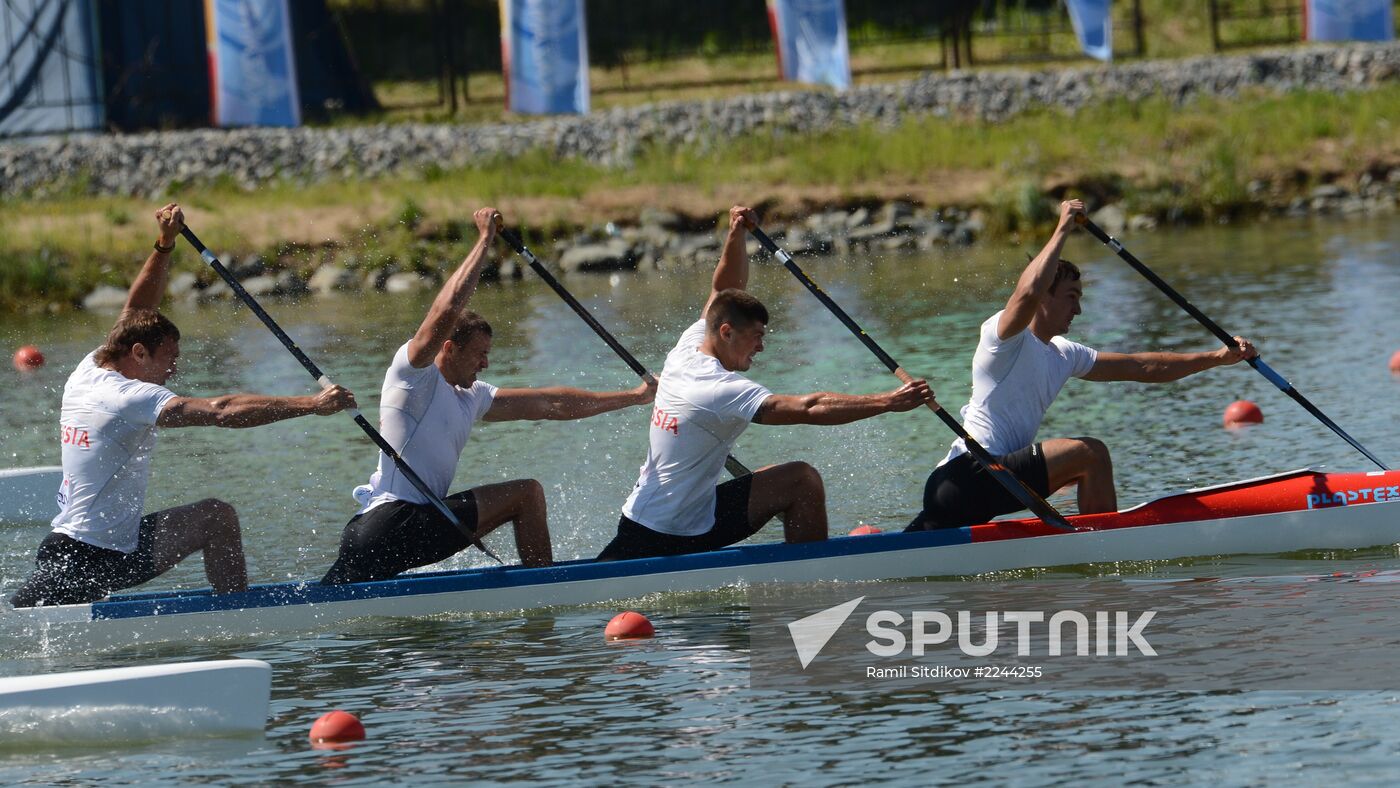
[7,470,1400,651]
[0,659,271,741]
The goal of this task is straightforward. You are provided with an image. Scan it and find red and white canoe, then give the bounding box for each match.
[4,468,1398,650]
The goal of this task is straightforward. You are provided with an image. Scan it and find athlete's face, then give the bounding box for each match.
[719,321,766,372]
[442,332,491,387]
[135,338,180,385]
[1040,280,1082,338]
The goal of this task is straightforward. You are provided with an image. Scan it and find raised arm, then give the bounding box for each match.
[997,199,1083,340]
[407,207,499,367]
[753,379,934,426]
[124,204,185,312]
[1083,338,1257,383]
[483,380,656,422]
[703,205,758,319]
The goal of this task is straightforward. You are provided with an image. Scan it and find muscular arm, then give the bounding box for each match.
[997,199,1083,340]
[156,385,355,428]
[407,207,499,367]
[1084,348,1239,383]
[125,204,185,311]
[484,382,654,422]
[702,206,757,318]
[753,380,934,426]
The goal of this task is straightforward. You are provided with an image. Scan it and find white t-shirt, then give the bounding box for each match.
[353,343,498,513]
[940,310,1098,466]
[51,351,178,553]
[622,320,772,536]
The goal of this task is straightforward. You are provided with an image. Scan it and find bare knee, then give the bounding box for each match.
[523,479,545,505]
[198,498,240,538]
[1074,437,1112,470]
[784,461,823,492]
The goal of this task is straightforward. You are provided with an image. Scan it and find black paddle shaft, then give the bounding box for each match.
[495,226,754,479]
[1076,216,1388,471]
[178,227,505,563]
[748,225,1075,532]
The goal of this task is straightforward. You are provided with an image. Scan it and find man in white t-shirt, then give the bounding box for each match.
[320,208,655,584]
[907,199,1257,531]
[597,206,934,561]
[9,204,357,608]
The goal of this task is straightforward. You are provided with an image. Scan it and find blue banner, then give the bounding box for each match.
[1065,0,1114,62]
[500,0,589,115]
[767,0,851,91]
[0,0,104,137]
[1307,0,1394,42]
[205,0,301,127]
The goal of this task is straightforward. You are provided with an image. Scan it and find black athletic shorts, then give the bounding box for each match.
[9,515,163,608]
[596,475,758,561]
[320,490,480,585]
[905,443,1051,531]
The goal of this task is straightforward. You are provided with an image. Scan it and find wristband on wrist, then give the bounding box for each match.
[154,240,176,254]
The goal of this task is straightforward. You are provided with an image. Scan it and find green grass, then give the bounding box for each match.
[3,81,1398,312]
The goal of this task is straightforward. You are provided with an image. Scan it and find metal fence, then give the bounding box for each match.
[1208,0,1400,50]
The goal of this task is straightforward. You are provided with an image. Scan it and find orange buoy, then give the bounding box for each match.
[1390,350,1400,375]
[604,611,655,641]
[310,710,365,743]
[1223,399,1264,428]
[12,345,43,371]
[848,524,882,535]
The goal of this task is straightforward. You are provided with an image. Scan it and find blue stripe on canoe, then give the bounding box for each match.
[89,527,974,621]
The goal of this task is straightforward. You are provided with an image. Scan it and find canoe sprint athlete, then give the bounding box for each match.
[597,205,935,561]
[9,205,358,608]
[321,208,655,584]
[907,199,1258,531]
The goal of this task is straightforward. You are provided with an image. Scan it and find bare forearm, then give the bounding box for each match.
[713,224,750,293]
[1129,351,1226,383]
[792,392,891,426]
[207,394,323,427]
[124,247,173,311]
[1021,227,1071,296]
[532,387,650,420]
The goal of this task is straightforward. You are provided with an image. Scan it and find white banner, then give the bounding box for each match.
[1307,0,1394,42]
[205,0,301,127]
[767,0,851,91]
[499,0,590,115]
[1065,0,1114,62]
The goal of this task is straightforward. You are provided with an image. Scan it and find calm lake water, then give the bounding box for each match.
[2,213,1400,783]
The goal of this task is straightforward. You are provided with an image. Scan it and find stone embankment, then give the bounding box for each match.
[6,42,1400,200]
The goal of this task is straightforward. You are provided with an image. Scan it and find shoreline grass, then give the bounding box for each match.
[2,82,1398,312]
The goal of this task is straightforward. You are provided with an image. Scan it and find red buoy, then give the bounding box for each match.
[604,611,655,640]
[1223,400,1264,428]
[12,345,43,371]
[1389,350,1400,375]
[849,524,882,535]
[310,710,365,743]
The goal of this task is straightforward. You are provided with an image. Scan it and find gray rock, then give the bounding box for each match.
[1310,184,1347,200]
[559,239,636,273]
[276,270,308,295]
[1128,214,1158,231]
[230,254,267,279]
[168,272,199,299]
[239,275,280,297]
[638,207,681,229]
[1090,204,1127,236]
[198,281,232,302]
[308,265,357,294]
[81,285,128,311]
[384,272,434,293]
[845,207,871,228]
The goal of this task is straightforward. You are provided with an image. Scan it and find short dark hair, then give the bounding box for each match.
[94,308,181,366]
[447,310,493,346]
[1049,258,1081,294]
[706,289,769,334]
